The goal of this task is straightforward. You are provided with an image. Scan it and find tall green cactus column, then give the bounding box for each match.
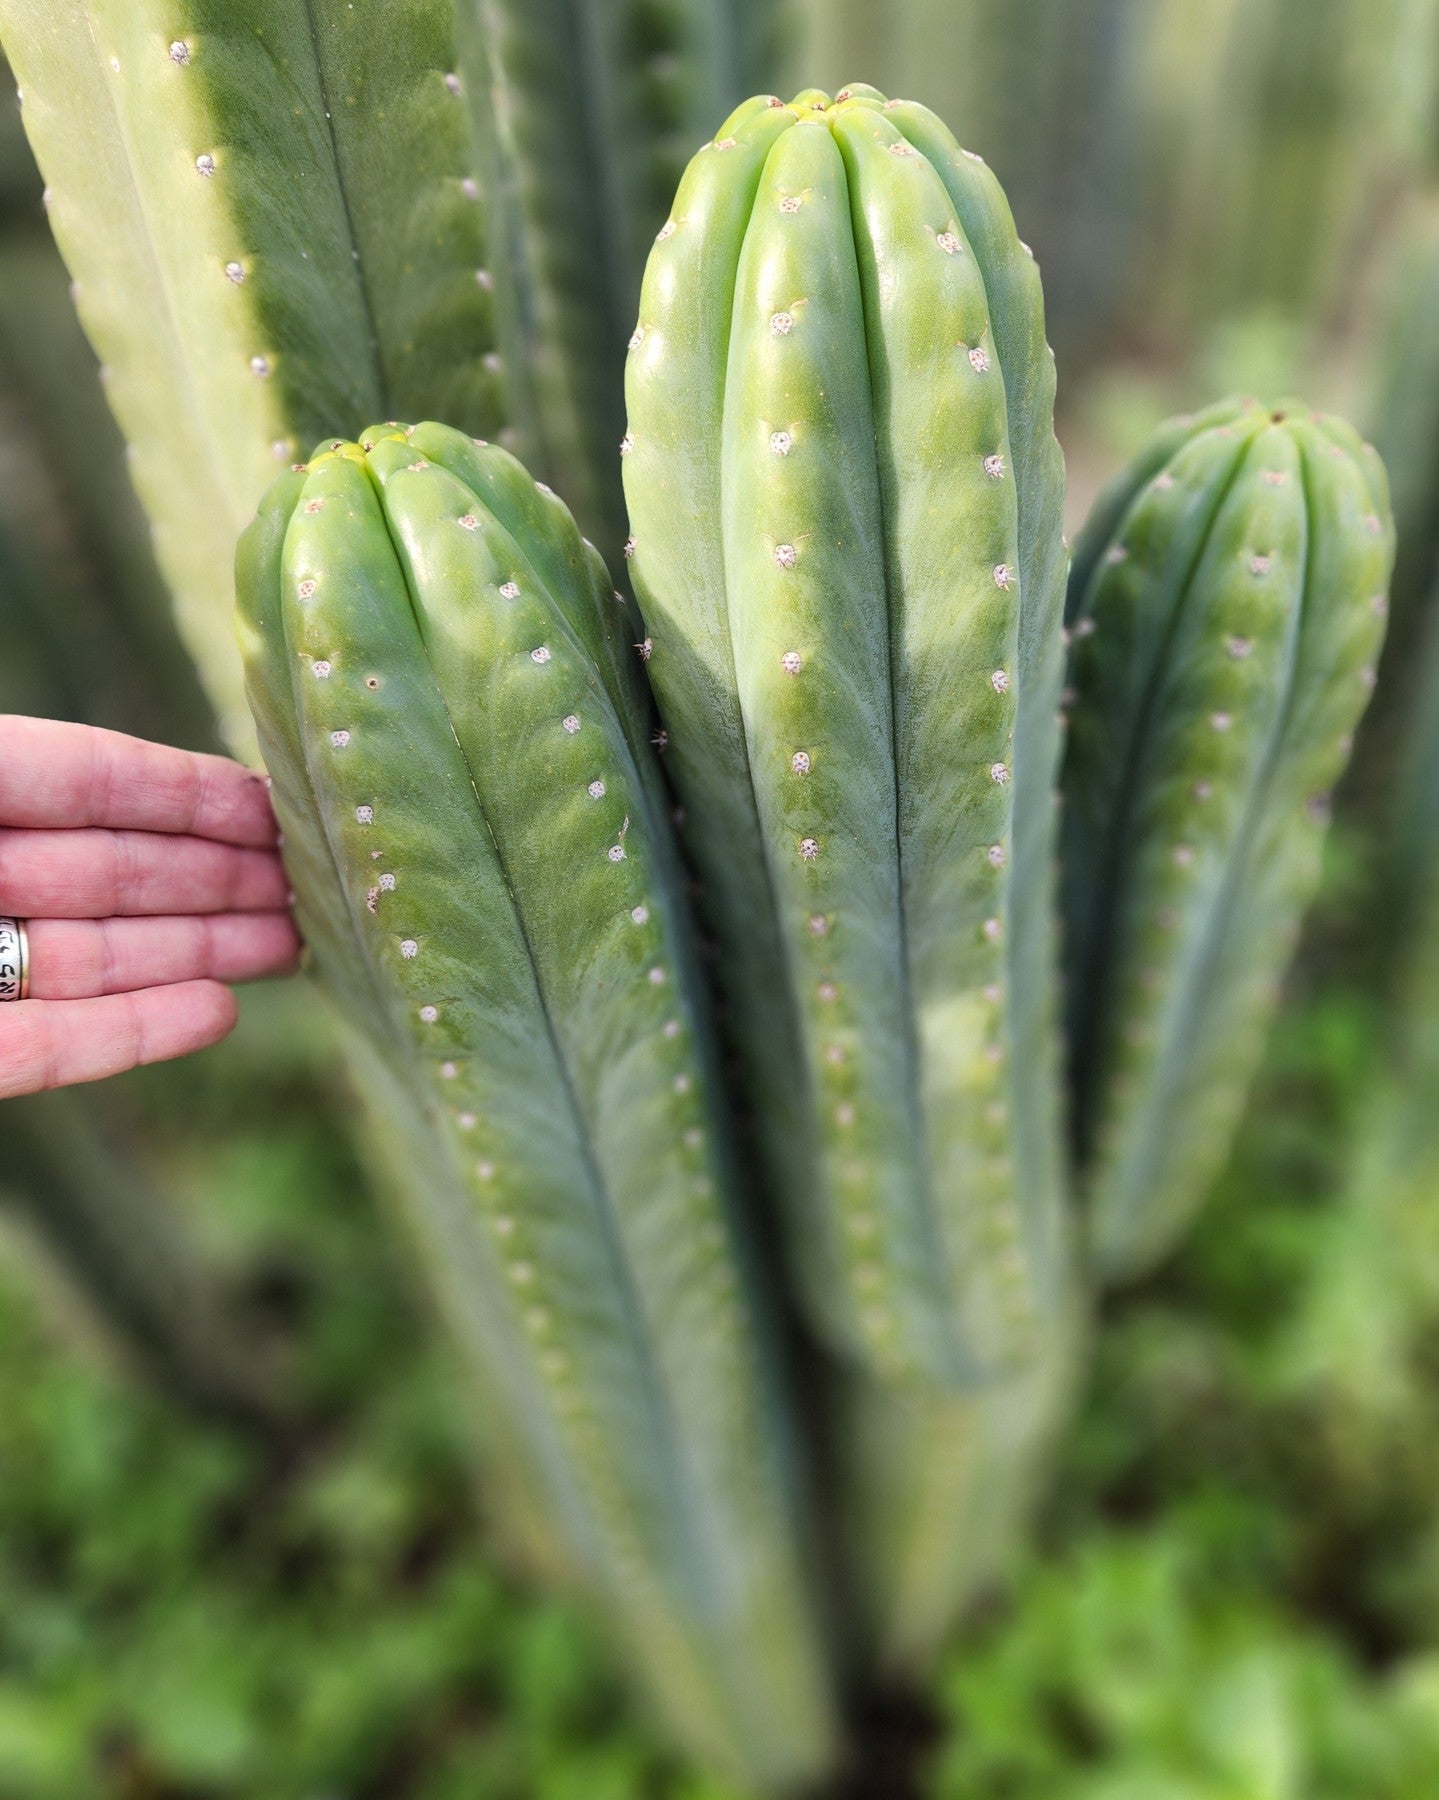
[621,85,1077,1661]
[237,424,836,1787]
[451,0,771,563]
[1064,398,1393,1279]
[0,0,503,747]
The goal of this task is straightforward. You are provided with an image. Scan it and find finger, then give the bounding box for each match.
[0,716,278,846]
[0,982,239,1099]
[27,913,301,999]
[0,828,291,917]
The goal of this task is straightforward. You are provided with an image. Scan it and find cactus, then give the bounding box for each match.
[1063,398,1393,1281]
[236,422,836,1786]
[451,0,774,564]
[621,85,1073,1387]
[0,0,504,749]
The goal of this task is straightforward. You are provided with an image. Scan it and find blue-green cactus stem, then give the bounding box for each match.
[623,87,1072,1387]
[0,0,503,746]
[1065,399,1393,1281]
[237,426,835,1786]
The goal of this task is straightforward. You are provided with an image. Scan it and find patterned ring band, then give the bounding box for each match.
[0,917,29,1002]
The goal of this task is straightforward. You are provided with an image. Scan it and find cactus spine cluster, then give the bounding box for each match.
[1064,398,1393,1278]
[0,0,503,747]
[621,85,1072,1387]
[236,423,835,1786]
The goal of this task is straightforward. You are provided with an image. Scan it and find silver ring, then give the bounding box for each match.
[0,917,29,1002]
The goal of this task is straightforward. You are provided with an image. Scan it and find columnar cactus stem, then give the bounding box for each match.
[0,0,503,748]
[1064,398,1393,1280]
[453,0,757,563]
[236,424,836,1786]
[622,87,1073,1386]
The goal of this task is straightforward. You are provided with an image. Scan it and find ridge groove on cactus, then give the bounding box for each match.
[235,422,836,1788]
[1063,396,1394,1281]
[622,85,1073,1389]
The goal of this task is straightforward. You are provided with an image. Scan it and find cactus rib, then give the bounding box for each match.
[1064,398,1393,1279]
[622,87,1072,1386]
[237,425,835,1786]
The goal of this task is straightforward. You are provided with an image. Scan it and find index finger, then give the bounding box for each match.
[0,717,277,846]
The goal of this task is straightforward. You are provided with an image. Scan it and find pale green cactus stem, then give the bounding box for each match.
[1065,398,1393,1281]
[452,0,760,563]
[0,0,502,751]
[622,86,1072,1388]
[237,424,836,1787]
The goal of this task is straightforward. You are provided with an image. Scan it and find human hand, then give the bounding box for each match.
[0,716,300,1099]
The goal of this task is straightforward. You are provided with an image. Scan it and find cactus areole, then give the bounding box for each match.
[622,86,1073,1389]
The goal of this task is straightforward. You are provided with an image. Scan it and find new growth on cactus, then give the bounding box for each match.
[1064,397,1393,1279]
[236,424,835,1787]
[622,84,1073,1389]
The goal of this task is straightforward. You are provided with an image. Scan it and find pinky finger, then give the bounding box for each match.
[0,981,239,1100]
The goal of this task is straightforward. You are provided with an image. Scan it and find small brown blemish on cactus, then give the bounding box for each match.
[984,454,1007,480]
[365,677,379,691]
